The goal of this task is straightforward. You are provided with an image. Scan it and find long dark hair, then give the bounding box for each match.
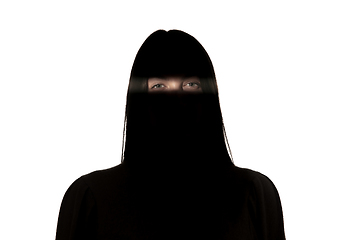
[121,30,233,168]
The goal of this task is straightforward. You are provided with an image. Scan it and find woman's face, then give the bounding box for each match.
[147,76,202,93]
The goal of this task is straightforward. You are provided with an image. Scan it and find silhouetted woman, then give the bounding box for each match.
[56,30,286,240]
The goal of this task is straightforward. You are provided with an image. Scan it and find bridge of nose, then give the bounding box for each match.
[167,78,183,91]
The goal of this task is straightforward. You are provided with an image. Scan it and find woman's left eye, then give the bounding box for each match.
[185,82,200,88]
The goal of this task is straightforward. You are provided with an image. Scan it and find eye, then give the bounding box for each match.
[184,82,201,90]
[186,82,198,87]
[151,83,165,89]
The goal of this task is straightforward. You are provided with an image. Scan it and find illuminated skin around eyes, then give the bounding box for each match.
[147,76,202,93]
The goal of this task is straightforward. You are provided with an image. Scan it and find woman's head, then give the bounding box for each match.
[122,30,233,167]
[127,30,219,95]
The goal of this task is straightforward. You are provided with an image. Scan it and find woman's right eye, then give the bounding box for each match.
[151,84,165,89]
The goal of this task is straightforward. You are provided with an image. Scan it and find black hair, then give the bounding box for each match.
[121,30,233,168]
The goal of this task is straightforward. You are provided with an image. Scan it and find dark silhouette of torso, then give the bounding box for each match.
[56,162,285,240]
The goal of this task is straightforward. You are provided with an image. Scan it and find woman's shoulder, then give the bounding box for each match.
[80,163,131,187]
[63,163,130,195]
[228,166,281,196]
[82,163,127,178]
[230,166,285,239]
[230,166,273,182]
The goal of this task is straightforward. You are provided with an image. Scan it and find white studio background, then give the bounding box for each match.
[1,1,359,239]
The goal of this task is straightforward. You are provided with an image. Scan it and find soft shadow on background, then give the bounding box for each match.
[0,1,359,239]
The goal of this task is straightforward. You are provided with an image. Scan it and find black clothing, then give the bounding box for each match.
[56,163,285,240]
